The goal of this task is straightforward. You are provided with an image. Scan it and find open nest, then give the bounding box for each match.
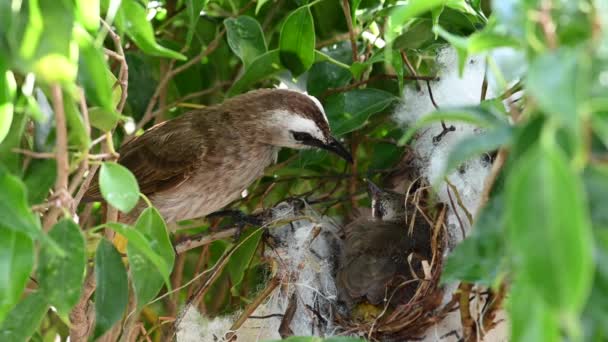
[334,179,455,341]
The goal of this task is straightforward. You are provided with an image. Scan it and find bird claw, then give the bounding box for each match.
[207,210,264,243]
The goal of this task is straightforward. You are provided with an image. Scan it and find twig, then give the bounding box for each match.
[43,85,72,230]
[101,19,129,113]
[321,74,436,98]
[174,227,240,254]
[458,282,477,342]
[149,81,231,119]
[341,0,358,62]
[69,268,96,342]
[11,148,55,159]
[401,50,421,90]
[136,29,227,132]
[538,0,557,49]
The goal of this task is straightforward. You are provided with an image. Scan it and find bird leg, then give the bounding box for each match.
[206,209,265,241]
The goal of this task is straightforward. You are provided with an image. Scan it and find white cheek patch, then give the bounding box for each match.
[271,110,325,142]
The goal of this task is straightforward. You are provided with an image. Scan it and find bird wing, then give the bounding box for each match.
[84,113,208,201]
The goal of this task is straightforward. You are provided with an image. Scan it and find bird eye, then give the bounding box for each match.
[291,131,313,142]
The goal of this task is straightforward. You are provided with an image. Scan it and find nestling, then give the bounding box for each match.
[84,89,352,223]
[337,181,431,310]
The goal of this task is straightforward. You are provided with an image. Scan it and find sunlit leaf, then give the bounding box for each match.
[279,6,315,77]
[88,106,122,131]
[507,143,593,314]
[0,59,16,145]
[509,280,560,342]
[0,291,48,341]
[38,219,86,320]
[99,162,140,213]
[108,0,186,60]
[94,239,128,339]
[75,0,100,31]
[0,228,34,324]
[225,16,266,67]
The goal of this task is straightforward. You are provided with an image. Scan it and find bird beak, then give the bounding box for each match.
[366,179,382,198]
[321,136,353,163]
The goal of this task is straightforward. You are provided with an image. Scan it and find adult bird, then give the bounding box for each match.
[84,89,352,223]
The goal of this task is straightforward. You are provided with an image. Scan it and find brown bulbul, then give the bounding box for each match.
[84,89,352,223]
[337,181,430,308]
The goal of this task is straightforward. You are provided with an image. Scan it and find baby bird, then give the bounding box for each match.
[84,89,352,223]
[337,180,431,310]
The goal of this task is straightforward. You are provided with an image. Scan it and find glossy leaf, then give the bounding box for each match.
[225,16,267,67]
[88,106,122,132]
[227,50,283,96]
[38,219,86,319]
[186,0,209,46]
[99,162,140,213]
[128,207,174,309]
[0,228,34,324]
[0,291,48,342]
[326,89,399,136]
[94,239,128,339]
[507,143,593,313]
[110,0,186,60]
[279,6,315,77]
[0,59,15,145]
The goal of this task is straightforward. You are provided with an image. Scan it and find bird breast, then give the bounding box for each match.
[149,144,279,223]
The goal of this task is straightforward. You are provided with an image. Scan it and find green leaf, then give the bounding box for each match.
[128,207,174,309]
[227,229,263,296]
[186,0,209,46]
[0,228,34,324]
[99,162,140,213]
[443,126,512,177]
[0,291,48,342]
[109,0,186,60]
[94,239,128,339]
[64,97,90,152]
[88,106,122,132]
[442,195,505,286]
[0,60,16,145]
[23,159,56,205]
[0,166,42,240]
[509,280,560,342]
[255,0,271,14]
[225,16,267,67]
[227,50,283,96]
[527,49,590,127]
[38,219,86,319]
[279,6,315,77]
[507,143,594,314]
[75,0,100,31]
[326,89,399,136]
[75,25,114,112]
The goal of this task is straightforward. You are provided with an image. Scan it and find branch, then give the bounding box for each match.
[341,0,358,62]
[321,74,436,98]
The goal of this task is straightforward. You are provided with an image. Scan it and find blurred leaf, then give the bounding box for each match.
[75,0,100,31]
[128,208,174,309]
[75,26,114,112]
[108,0,186,60]
[186,0,209,46]
[442,194,505,285]
[225,16,267,67]
[99,162,140,213]
[583,165,608,229]
[0,60,16,145]
[279,6,315,77]
[393,19,435,50]
[443,126,512,177]
[23,159,56,205]
[227,229,263,296]
[507,143,593,314]
[38,219,86,320]
[509,280,560,342]
[228,50,283,96]
[0,166,42,240]
[88,106,122,131]
[64,98,90,151]
[0,291,48,342]
[327,89,398,136]
[0,111,27,174]
[582,229,608,340]
[527,49,590,128]
[94,239,128,339]
[0,228,34,324]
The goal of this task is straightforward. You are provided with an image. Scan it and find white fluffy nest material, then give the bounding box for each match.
[176,46,511,342]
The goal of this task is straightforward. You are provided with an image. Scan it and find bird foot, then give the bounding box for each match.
[207,210,264,242]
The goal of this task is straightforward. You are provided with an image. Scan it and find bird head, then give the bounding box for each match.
[367,179,406,221]
[238,89,353,163]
